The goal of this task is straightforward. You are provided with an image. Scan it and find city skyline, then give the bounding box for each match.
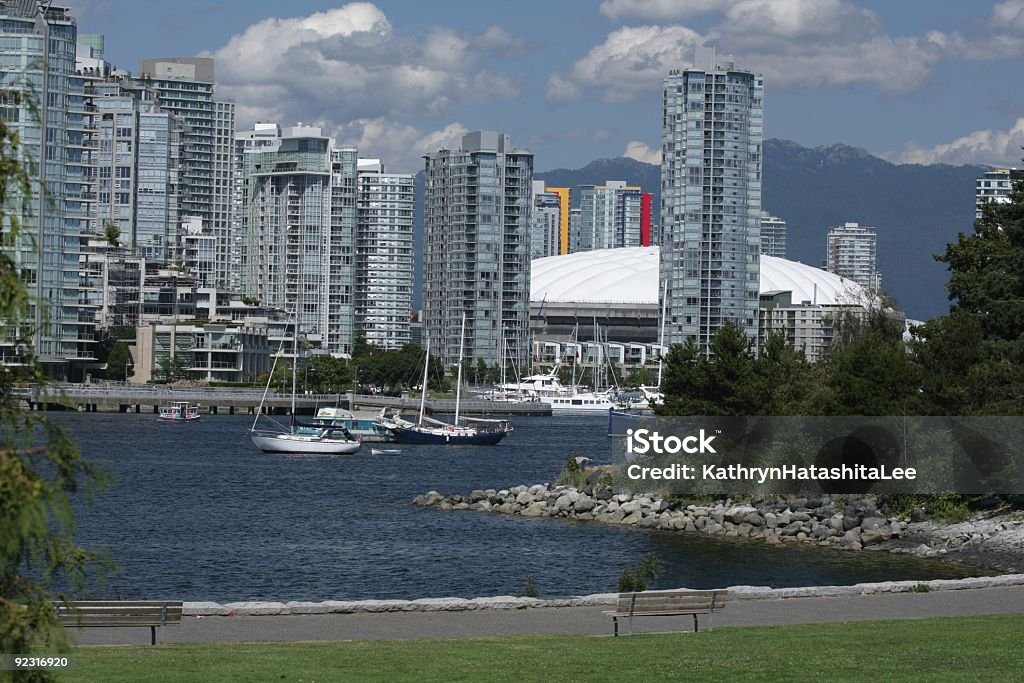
[70,0,1024,173]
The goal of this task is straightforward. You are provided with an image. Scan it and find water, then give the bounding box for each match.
[53,412,978,602]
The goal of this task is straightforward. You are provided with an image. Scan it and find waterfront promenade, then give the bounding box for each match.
[10,385,551,416]
[66,584,1024,646]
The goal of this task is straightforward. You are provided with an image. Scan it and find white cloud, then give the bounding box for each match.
[474,25,530,57]
[331,118,469,173]
[722,0,881,40]
[545,73,582,104]
[547,25,702,104]
[993,0,1024,30]
[599,0,739,21]
[885,118,1024,166]
[211,4,521,139]
[560,0,1024,102]
[623,140,662,164]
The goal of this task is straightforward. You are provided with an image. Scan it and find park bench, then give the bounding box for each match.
[56,600,184,645]
[606,590,727,636]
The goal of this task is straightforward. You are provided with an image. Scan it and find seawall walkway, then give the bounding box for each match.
[67,576,1024,646]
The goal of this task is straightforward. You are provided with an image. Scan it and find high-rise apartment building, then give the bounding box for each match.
[0,2,94,374]
[976,168,1023,219]
[530,181,561,259]
[573,181,650,252]
[138,57,234,286]
[239,126,357,355]
[546,187,570,254]
[825,222,881,290]
[423,131,533,368]
[80,73,182,264]
[356,159,414,349]
[231,122,281,293]
[760,212,787,258]
[660,47,763,350]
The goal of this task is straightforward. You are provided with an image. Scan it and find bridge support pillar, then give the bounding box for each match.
[135,404,140,413]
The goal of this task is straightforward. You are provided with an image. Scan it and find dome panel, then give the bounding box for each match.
[530,248,864,305]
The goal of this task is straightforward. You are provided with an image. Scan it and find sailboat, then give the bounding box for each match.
[250,326,361,455]
[380,314,511,445]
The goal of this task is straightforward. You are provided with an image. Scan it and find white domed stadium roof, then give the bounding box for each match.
[530,247,864,306]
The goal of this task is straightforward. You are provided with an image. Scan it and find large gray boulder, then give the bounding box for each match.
[574,496,597,513]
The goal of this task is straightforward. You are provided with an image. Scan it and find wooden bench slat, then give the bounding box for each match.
[55,600,184,644]
[608,590,729,636]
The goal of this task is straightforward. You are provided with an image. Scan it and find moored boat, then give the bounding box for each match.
[380,314,511,446]
[249,321,361,455]
[158,401,201,421]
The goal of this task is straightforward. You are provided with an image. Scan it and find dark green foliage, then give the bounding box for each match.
[297,355,350,393]
[617,554,663,593]
[1,90,110,677]
[352,343,447,394]
[103,221,120,247]
[915,168,1024,416]
[157,352,190,383]
[625,366,652,387]
[105,341,133,381]
[519,575,539,599]
[820,310,922,416]
[656,326,817,417]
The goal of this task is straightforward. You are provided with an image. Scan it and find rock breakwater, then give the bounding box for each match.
[414,484,1024,568]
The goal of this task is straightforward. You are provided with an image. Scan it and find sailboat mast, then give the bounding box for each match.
[454,312,466,425]
[418,337,430,425]
[290,317,299,431]
[657,277,668,387]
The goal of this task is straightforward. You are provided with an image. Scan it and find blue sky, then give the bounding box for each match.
[72,0,1024,173]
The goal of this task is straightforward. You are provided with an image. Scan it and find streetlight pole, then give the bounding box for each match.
[32,0,54,357]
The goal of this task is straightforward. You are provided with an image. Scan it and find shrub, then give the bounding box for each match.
[617,554,663,593]
[519,575,539,598]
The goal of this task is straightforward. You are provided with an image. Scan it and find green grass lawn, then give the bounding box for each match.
[62,614,1024,683]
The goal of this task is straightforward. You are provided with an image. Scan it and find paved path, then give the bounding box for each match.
[67,585,1024,646]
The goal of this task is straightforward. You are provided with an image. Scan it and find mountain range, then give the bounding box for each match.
[415,139,991,320]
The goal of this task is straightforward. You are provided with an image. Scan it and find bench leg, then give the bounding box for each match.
[151,625,156,646]
[613,617,619,637]
[693,614,698,633]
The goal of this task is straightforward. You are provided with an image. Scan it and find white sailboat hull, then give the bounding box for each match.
[250,432,361,455]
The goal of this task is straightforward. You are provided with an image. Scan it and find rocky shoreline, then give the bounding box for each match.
[413,484,1024,572]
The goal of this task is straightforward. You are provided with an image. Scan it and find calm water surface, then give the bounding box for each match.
[55,412,979,602]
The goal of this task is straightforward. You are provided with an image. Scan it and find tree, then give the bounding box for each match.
[655,323,762,416]
[1,88,109,672]
[157,353,190,383]
[304,354,352,393]
[625,366,652,387]
[106,341,133,381]
[351,331,372,361]
[754,332,819,416]
[821,310,921,416]
[103,221,120,247]
[918,168,1024,415]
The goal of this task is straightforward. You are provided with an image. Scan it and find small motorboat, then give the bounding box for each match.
[371,448,402,456]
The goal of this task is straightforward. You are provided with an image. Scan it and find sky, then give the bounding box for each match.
[69,0,1024,174]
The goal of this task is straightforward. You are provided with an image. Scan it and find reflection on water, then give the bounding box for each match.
[55,412,980,601]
